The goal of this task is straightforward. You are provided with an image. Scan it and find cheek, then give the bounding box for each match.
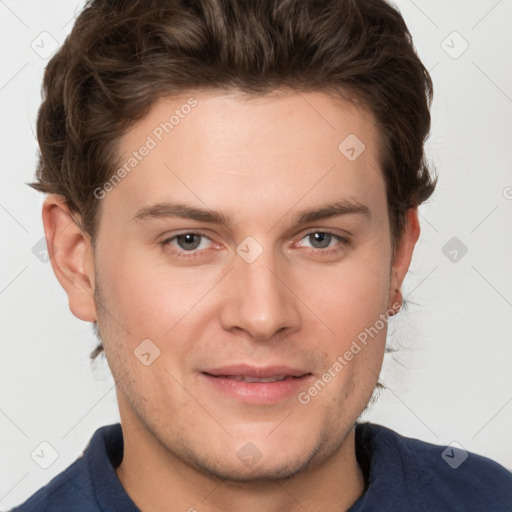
[306,259,390,404]
[302,250,391,339]
[95,246,169,332]
[97,249,221,344]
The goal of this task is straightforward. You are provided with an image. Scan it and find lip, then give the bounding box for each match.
[202,364,310,379]
[200,364,313,404]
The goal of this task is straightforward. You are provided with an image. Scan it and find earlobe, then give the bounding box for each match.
[389,208,420,310]
[42,195,97,322]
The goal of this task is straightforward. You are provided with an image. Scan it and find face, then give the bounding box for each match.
[54,90,417,482]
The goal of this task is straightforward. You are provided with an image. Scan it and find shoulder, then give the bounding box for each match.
[9,456,96,512]
[354,422,512,511]
[10,424,123,512]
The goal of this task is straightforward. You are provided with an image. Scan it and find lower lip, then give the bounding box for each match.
[201,373,313,404]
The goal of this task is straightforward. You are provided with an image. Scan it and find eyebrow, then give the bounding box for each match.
[132,199,371,226]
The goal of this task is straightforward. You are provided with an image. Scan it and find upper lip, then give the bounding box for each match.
[202,364,311,378]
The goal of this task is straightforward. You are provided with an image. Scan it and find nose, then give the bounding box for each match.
[219,244,301,341]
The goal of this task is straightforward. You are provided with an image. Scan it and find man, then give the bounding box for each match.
[13,0,512,510]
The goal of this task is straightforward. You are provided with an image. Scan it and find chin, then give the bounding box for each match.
[192,449,319,484]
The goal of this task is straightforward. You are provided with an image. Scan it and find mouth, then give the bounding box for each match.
[205,374,303,383]
[200,365,313,404]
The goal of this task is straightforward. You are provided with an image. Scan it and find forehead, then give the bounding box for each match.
[106,89,386,228]
[123,89,379,154]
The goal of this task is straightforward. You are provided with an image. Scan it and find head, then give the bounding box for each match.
[35,0,435,482]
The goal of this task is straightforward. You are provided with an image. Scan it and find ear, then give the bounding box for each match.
[42,195,97,322]
[388,207,420,311]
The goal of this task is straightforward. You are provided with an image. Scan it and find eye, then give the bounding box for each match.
[297,231,348,251]
[162,232,214,256]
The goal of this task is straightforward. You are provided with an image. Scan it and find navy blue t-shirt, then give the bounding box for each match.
[11,422,512,511]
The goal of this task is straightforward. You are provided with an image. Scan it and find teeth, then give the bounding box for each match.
[224,375,291,383]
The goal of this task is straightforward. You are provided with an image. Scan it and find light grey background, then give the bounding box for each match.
[1,0,511,509]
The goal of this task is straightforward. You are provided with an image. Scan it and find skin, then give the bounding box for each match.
[43,89,419,512]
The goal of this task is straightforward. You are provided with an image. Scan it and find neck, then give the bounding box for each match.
[116,419,365,512]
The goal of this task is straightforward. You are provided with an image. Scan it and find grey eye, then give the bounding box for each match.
[306,232,333,249]
[175,233,203,250]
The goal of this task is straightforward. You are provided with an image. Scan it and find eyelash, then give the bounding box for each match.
[160,230,349,259]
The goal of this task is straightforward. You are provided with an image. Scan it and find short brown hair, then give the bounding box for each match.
[31,0,436,358]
